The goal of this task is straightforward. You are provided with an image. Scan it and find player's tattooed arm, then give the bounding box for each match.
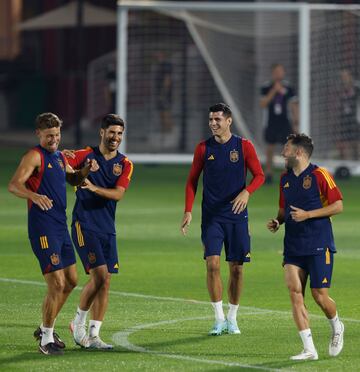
[65,159,93,186]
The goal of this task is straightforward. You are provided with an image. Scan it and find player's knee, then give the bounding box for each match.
[229,264,242,280]
[207,261,220,275]
[311,289,326,306]
[288,287,303,305]
[49,277,66,292]
[65,276,78,292]
[92,272,108,290]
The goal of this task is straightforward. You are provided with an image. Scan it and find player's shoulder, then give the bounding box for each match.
[77,146,94,155]
[312,165,336,183]
[24,147,42,162]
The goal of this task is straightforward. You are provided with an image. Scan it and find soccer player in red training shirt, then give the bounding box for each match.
[181,103,265,335]
[267,133,344,361]
[65,114,133,349]
[8,113,93,355]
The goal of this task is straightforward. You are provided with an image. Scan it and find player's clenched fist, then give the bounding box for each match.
[267,218,280,233]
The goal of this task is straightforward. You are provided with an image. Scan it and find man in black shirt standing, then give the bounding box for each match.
[260,64,298,183]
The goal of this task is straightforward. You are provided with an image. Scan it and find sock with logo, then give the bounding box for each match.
[74,307,88,325]
[328,312,342,334]
[40,326,54,346]
[299,328,316,352]
[89,320,102,338]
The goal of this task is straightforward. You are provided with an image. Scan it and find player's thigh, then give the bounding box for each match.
[30,233,74,275]
[223,223,250,263]
[283,256,308,292]
[308,250,334,289]
[71,224,106,274]
[102,234,119,274]
[201,221,224,258]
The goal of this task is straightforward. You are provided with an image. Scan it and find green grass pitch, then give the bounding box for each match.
[0,147,359,371]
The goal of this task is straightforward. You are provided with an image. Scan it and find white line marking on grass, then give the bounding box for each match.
[112,316,286,372]
[1,277,360,323]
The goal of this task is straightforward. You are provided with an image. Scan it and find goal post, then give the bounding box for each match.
[116,1,360,172]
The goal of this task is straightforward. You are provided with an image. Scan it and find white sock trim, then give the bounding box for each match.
[89,320,102,338]
[74,307,88,325]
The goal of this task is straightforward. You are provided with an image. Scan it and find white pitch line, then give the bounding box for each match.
[112,316,288,372]
[1,277,360,323]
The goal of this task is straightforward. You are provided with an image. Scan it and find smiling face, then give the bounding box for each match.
[100,125,124,152]
[36,127,61,153]
[208,111,232,139]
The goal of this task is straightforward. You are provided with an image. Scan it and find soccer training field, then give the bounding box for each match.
[0,146,359,371]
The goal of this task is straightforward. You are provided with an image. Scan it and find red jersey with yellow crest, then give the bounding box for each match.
[279,163,342,256]
[67,146,133,234]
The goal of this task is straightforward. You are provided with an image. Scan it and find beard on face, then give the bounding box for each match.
[285,156,298,169]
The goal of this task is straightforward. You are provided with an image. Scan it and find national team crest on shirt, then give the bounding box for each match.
[230,150,239,163]
[57,159,65,171]
[50,253,60,266]
[303,175,312,189]
[88,252,96,264]
[113,163,123,176]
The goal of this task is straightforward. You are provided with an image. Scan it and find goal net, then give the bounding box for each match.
[116,1,360,170]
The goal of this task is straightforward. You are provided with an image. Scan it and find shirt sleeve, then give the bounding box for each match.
[116,157,134,189]
[184,142,205,213]
[242,139,265,194]
[314,168,343,205]
[65,147,92,169]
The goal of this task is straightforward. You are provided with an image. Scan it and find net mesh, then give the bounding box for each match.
[114,4,360,161]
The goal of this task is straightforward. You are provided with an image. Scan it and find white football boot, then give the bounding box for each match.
[88,336,114,349]
[290,349,318,361]
[329,321,344,357]
[69,321,89,348]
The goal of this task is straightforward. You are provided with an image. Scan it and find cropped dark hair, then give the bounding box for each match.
[35,113,62,130]
[101,114,125,129]
[209,103,232,118]
[287,133,314,157]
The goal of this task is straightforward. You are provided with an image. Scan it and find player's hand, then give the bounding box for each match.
[290,205,310,222]
[32,193,53,211]
[80,178,97,193]
[62,149,75,159]
[88,158,99,172]
[273,81,286,95]
[267,218,280,233]
[181,212,192,236]
[231,190,249,214]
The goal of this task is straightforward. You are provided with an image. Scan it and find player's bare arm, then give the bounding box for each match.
[267,208,285,233]
[8,150,53,211]
[290,200,343,222]
[65,159,93,186]
[181,211,192,235]
[80,179,126,201]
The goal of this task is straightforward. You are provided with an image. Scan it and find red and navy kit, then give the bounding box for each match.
[185,135,264,262]
[26,145,75,274]
[67,146,133,273]
[186,135,264,222]
[279,163,342,256]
